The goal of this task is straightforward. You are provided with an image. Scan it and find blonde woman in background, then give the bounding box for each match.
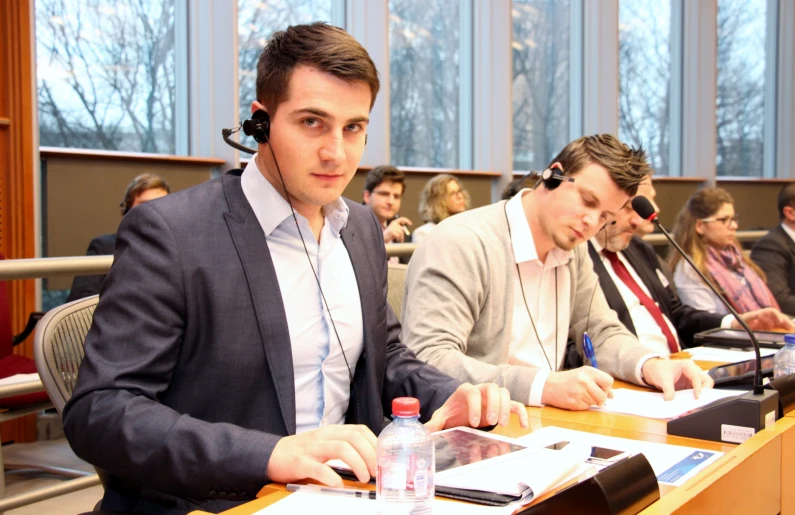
[412,174,470,244]
[669,187,786,316]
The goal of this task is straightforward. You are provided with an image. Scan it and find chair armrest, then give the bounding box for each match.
[12,312,44,346]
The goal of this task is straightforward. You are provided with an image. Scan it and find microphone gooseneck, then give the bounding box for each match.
[631,195,764,395]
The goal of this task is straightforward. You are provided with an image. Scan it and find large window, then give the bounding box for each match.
[36,0,178,154]
[238,0,333,141]
[618,0,672,176]
[512,0,570,172]
[389,0,464,168]
[716,0,768,177]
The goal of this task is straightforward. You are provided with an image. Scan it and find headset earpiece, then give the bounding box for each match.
[541,165,575,190]
[242,109,271,144]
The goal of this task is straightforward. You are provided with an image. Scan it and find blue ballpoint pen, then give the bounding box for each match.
[583,332,598,369]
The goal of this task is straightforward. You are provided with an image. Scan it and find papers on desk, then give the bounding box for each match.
[0,373,40,387]
[592,387,744,419]
[686,346,777,363]
[253,491,519,514]
[516,426,724,487]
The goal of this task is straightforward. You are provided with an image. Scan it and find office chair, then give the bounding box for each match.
[386,263,408,319]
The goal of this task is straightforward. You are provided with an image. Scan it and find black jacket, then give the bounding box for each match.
[587,237,724,348]
[751,225,795,316]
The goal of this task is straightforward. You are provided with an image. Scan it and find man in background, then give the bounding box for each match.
[752,182,795,315]
[363,165,413,243]
[66,173,170,302]
[403,134,714,412]
[588,167,793,356]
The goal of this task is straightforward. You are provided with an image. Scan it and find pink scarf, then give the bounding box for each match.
[705,245,779,313]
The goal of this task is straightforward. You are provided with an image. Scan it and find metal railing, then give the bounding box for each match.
[0,231,770,281]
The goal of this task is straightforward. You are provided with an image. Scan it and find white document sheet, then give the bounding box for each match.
[435,441,592,498]
[516,426,724,487]
[592,387,744,419]
[253,491,520,514]
[686,346,777,363]
[0,373,40,387]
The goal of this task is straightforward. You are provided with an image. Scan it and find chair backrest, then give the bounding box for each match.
[387,263,408,319]
[33,295,99,415]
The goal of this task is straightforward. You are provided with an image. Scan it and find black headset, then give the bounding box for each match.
[242,109,271,143]
[541,164,575,190]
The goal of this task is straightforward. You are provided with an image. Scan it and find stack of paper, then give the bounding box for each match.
[685,346,777,363]
[592,388,744,419]
[516,426,724,487]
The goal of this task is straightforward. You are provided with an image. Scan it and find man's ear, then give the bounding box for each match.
[363,190,371,205]
[784,205,795,222]
[251,100,266,115]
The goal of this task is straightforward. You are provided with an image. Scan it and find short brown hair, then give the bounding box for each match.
[256,23,380,114]
[547,134,649,196]
[419,174,470,224]
[120,173,171,215]
[364,165,405,195]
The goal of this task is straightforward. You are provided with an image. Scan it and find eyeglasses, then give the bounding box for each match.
[448,189,464,197]
[699,215,739,226]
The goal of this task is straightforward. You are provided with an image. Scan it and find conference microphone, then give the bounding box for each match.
[631,195,791,442]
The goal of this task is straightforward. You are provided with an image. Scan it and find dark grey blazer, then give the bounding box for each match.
[63,170,459,515]
[65,233,117,303]
[588,237,724,348]
[751,225,795,316]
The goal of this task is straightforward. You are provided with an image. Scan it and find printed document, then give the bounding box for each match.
[592,387,744,419]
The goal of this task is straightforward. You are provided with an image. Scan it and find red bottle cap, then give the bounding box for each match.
[392,397,420,417]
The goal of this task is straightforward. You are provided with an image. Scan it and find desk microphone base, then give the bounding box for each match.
[667,390,779,443]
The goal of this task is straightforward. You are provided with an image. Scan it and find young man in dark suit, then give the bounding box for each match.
[751,182,795,315]
[588,172,793,354]
[63,23,525,515]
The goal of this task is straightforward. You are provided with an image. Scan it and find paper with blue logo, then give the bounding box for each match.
[657,451,716,484]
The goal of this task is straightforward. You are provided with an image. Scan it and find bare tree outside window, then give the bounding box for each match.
[618,0,671,176]
[389,0,461,168]
[238,0,332,147]
[512,0,569,172]
[716,0,767,177]
[36,0,177,154]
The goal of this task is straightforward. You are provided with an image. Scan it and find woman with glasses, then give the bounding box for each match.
[668,187,783,315]
[412,174,470,245]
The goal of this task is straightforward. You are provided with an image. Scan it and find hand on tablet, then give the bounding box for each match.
[424,383,529,432]
[735,308,795,332]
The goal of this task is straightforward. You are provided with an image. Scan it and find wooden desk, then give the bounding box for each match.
[204,359,795,514]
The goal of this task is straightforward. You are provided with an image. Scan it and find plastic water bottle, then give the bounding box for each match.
[774,334,795,379]
[376,397,435,515]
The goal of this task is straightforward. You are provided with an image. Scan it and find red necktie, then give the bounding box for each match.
[603,250,679,353]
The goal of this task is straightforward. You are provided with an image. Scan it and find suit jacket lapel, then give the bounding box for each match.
[774,225,795,257]
[623,240,674,323]
[588,242,637,335]
[340,205,385,431]
[222,172,296,435]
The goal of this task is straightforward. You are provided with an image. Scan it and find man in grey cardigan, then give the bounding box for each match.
[402,135,713,411]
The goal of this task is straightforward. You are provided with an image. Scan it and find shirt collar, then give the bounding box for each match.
[781,222,795,244]
[240,155,349,237]
[505,189,573,266]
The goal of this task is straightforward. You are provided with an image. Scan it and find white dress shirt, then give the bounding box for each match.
[506,190,572,406]
[673,261,730,316]
[241,157,364,434]
[591,239,734,355]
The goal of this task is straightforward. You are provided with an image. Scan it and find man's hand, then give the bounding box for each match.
[267,425,377,487]
[641,358,714,401]
[383,217,412,243]
[424,383,529,432]
[734,308,795,332]
[540,367,614,410]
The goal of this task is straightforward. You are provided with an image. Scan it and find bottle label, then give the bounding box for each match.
[377,455,433,497]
